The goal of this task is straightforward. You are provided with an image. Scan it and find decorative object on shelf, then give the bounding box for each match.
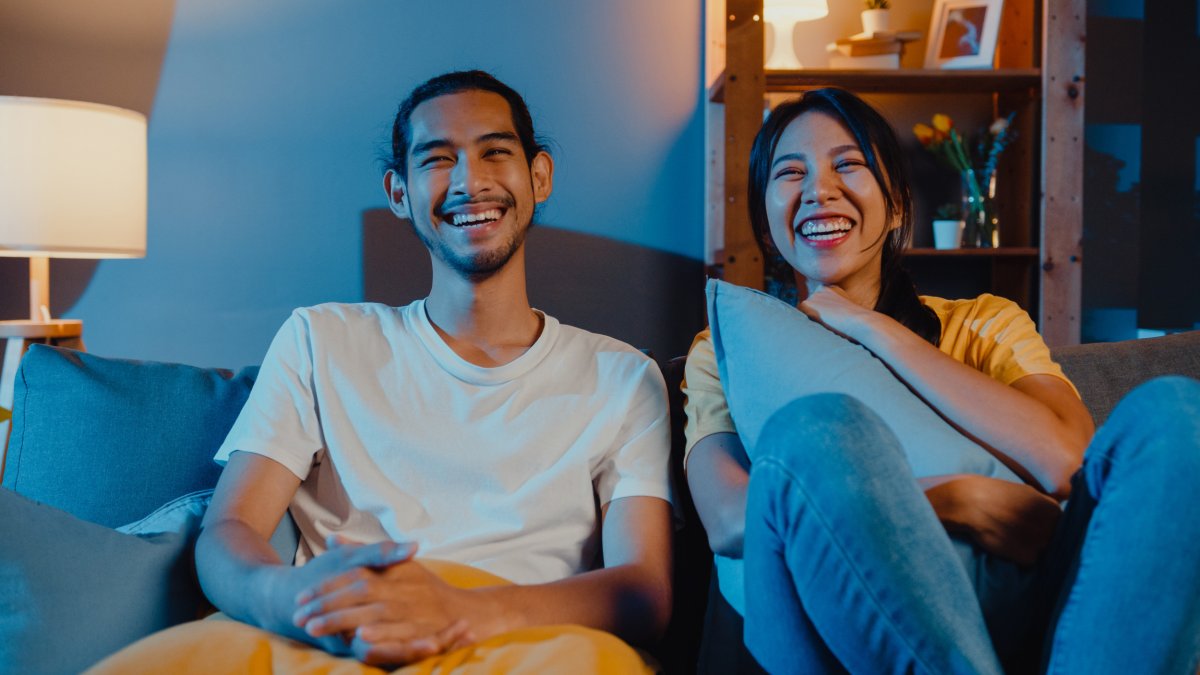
[764,0,830,70]
[923,0,1005,69]
[825,29,921,70]
[931,203,965,249]
[861,0,891,34]
[913,112,1015,248]
[0,96,147,321]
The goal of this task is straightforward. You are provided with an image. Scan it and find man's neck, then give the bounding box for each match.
[424,251,542,368]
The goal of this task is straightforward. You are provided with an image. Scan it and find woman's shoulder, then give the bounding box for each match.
[919,293,1028,328]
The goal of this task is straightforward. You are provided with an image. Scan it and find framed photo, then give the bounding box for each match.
[924,0,1004,69]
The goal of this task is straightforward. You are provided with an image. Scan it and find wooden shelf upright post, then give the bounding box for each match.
[722,0,766,290]
[1039,0,1087,346]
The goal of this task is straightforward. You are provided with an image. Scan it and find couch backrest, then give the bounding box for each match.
[2,344,258,528]
[1051,330,1200,425]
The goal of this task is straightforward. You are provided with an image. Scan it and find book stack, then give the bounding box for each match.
[825,30,921,70]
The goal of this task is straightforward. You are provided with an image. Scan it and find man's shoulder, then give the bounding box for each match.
[547,321,662,387]
[288,301,417,332]
[553,321,652,361]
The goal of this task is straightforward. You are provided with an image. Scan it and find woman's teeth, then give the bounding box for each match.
[451,209,502,227]
[799,217,852,240]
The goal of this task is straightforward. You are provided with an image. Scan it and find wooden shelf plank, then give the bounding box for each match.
[905,247,1040,257]
[710,68,1042,102]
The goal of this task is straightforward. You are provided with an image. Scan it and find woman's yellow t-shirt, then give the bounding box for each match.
[681,293,1078,464]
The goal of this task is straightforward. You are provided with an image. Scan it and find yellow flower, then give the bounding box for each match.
[932,113,953,133]
[913,123,935,144]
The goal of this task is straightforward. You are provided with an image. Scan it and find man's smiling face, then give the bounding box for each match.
[388,89,553,280]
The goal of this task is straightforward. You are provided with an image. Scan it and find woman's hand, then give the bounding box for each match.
[799,284,892,342]
[925,474,1062,567]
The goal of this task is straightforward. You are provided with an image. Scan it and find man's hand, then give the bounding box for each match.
[256,536,419,654]
[925,474,1062,567]
[292,541,497,666]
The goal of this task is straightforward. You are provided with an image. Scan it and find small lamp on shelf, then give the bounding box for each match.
[764,0,830,70]
[0,96,147,326]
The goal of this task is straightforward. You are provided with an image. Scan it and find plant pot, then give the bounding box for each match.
[861,9,891,35]
[932,220,964,249]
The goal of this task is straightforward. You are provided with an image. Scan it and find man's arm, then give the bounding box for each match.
[196,451,417,650]
[296,495,674,664]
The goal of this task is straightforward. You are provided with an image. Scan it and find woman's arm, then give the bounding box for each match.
[921,473,1062,565]
[686,432,751,558]
[803,287,1094,498]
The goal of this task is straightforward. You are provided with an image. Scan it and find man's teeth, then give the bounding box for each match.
[451,209,502,226]
[799,217,852,240]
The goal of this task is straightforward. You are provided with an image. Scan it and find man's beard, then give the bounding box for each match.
[414,219,532,282]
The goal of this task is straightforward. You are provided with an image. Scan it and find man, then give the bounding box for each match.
[191,71,674,667]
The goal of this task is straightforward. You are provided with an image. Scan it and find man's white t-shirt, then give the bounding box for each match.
[215,300,672,585]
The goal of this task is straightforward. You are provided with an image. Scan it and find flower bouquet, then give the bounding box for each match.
[913,113,1015,247]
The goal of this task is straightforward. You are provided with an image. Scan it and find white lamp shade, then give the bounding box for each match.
[0,96,146,259]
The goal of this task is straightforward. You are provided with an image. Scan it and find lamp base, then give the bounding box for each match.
[765,19,805,70]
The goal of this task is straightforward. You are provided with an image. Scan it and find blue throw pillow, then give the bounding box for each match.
[0,488,209,673]
[2,345,258,528]
[706,279,1020,481]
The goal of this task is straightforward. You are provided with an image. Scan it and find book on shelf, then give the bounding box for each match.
[826,52,901,70]
[846,30,922,42]
[832,37,903,57]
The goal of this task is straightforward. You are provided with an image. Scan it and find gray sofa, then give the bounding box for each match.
[1,330,1198,674]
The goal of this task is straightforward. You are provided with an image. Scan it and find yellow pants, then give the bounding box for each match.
[85,560,654,675]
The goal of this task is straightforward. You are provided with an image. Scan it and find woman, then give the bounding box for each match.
[682,88,1200,674]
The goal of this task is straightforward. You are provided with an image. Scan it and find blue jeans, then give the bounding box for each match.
[743,377,1200,674]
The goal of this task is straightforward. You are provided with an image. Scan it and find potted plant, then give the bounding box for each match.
[862,0,891,34]
[931,203,964,249]
[913,113,1016,247]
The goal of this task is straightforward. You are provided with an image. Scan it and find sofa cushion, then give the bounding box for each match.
[0,487,209,674]
[1052,331,1200,425]
[2,344,258,528]
[706,279,1020,480]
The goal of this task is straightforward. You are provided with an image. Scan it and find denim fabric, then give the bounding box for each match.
[744,394,1003,675]
[744,378,1200,674]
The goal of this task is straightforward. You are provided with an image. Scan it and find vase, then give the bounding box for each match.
[861,9,891,35]
[960,170,999,248]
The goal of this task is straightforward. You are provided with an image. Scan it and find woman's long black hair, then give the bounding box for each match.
[747,88,941,346]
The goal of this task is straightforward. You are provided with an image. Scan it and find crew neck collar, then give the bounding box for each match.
[410,299,559,385]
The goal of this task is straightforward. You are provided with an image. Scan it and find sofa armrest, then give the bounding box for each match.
[1052,330,1200,425]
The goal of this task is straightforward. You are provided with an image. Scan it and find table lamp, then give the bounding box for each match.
[0,96,147,323]
[764,0,830,69]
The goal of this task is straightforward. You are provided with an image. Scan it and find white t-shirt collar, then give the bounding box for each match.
[410,298,560,386]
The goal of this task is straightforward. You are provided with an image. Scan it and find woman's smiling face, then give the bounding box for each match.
[766,110,898,303]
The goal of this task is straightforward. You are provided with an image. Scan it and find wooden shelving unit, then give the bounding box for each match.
[704,0,1086,345]
[905,247,1040,258]
[709,68,1042,101]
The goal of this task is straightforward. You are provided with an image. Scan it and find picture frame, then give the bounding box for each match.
[923,0,1005,69]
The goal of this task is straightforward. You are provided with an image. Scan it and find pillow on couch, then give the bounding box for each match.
[2,345,258,528]
[0,488,210,674]
[706,279,1020,481]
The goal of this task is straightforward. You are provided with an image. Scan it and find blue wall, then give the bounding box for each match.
[8,1,706,367]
